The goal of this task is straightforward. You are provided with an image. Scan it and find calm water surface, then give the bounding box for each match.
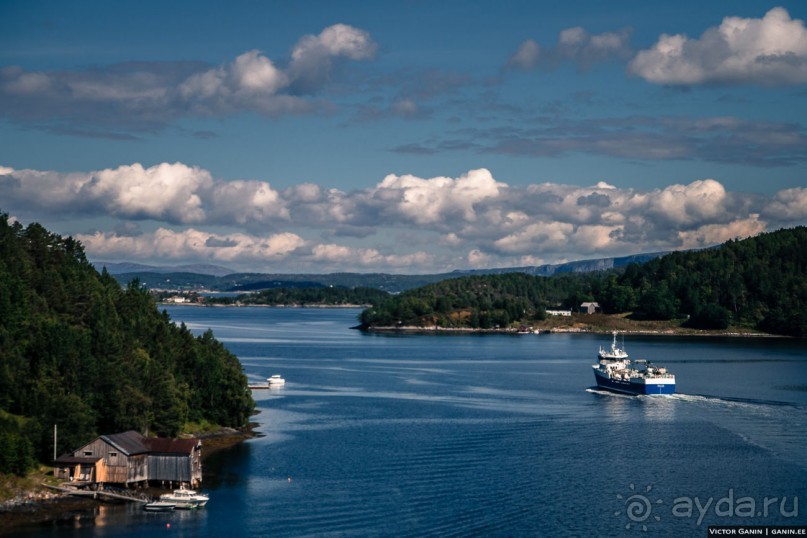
[12,307,807,537]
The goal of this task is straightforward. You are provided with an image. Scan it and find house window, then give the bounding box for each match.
[109,452,117,458]
[83,451,92,456]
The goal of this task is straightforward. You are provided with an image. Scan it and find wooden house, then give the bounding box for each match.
[580,301,600,314]
[55,431,202,487]
[144,437,202,486]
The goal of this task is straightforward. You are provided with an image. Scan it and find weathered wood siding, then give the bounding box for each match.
[148,454,192,482]
[127,454,148,483]
[71,438,147,484]
[192,447,202,483]
[147,444,202,484]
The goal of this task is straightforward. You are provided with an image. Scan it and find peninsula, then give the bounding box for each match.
[358,227,807,338]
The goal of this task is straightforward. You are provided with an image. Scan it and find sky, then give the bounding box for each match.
[1,0,806,274]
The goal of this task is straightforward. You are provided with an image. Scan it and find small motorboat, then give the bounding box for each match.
[159,485,209,509]
[268,374,286,387]
[144,501,176,512]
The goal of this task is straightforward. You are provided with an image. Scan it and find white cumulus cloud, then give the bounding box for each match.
[77,228,306,264]
[81,162,212,223]
[678,216,768,249]
[630,7,807,85]
[763,187,807,221]
[288,23,377,93]
[310,243,432,269]
[371,168,505,225]
[645,179,728,226]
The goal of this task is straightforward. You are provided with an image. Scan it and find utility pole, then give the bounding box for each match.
[53,424,57,462]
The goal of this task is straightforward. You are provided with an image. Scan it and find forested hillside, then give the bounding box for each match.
[360,227,807,337]
[207,286,390,306]
[0,215,254,475]
[617,226,807,335]
[359,272,584,329]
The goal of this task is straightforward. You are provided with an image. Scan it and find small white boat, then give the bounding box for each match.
[144,501,176,512]
[267,374,286,386]
[159,485,209,509]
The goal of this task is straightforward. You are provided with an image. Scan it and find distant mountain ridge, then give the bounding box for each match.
[101,251,669,293]
[449,252,668,277]
[96,261,235,277]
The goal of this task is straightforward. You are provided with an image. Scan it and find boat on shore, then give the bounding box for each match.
[592,332,675,395]
[159,486,209,509]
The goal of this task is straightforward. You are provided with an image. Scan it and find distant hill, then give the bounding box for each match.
[104,252,669,293]
[449,252,668,277]
[97,261,234,277]
[112,271,221,290]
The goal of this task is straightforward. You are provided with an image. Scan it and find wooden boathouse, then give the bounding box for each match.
[54,431,202,488]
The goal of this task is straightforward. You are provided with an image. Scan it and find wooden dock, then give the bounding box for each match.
[44,483,150,503]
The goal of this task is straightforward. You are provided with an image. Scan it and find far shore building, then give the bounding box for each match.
[54,431,202,488]
[580,302,600,314]
[546,309,572,317]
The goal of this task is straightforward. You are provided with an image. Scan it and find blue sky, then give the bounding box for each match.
[2,1,806,273]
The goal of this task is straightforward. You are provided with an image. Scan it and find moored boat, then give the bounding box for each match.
[159,485,209,509]
[144,501,176,512]
[268,374,286,386]
[592,332,675,395]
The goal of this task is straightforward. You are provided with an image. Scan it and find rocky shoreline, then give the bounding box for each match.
[359,313,779,338]
[363,325,777,337]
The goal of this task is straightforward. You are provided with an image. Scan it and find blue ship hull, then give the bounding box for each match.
[594,372,675,395]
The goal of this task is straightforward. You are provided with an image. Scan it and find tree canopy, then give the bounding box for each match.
[205,286,389,307]
[0,215,254,475]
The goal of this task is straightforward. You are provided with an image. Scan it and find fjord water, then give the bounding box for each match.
[17,307,807,536]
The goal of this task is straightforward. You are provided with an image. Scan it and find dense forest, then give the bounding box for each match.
[0,215,254,475]
[360,227,807,337]
[206,286,390,307]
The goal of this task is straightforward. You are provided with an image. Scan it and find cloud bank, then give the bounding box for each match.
[507,7,807,87]
[0,24,377,133]
[2,162,805,273]
[392,115,807,168]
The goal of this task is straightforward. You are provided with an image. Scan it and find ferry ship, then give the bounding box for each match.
[592,332,675,395]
